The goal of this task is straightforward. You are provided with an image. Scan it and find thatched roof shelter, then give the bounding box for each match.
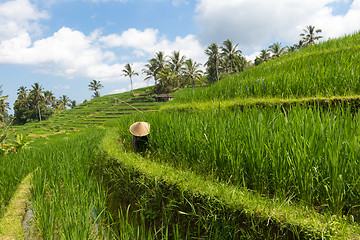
[155,94,173,102]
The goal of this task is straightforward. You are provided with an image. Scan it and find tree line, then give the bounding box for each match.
[121,39,248,96]
[119,25,323,95]
[0,25,323,124]
[255,25,322,65]
[13,83,76,124]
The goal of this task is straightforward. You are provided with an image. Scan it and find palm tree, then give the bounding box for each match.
[154,51,167,72]
[182,59,203,90]
[255,49,271,66]
[70,100,77,109]
[0,86,9,123]
[300,25,323,45]
[260,49,271,61]
[143,58,158,85]
[233,55,248,72]
[59,95,71,110]
[268,42,286,58]
[169,51,186,75]
[0,94,9,123]
[143,51,168,86]
[44,90,56,108]
[287,45,297,53]
[122,63,138,96]
[30,83,44,122]
[156,67,176,92]
[294,40,305,50]
[17,86,28,100]
[88,79,103,98]
[205,43,221,82]
[221,39,242,73]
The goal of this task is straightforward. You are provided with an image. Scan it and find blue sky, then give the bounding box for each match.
[1,0,360,114]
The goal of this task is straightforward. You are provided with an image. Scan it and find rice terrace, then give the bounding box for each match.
[2,29,360,239]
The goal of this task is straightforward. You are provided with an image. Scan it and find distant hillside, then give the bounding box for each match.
[173,31,360,103]
[8,86,161,143]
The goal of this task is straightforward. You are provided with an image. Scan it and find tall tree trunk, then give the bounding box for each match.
[38,103,42,122]
[130,76,134,96]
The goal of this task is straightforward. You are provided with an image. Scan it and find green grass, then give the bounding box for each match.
[172,31,360,103]
[0,148,39,218]
[29,128,107,239]
[97,129,360,239]
[2,32,360,239]
[0,172,33,239]
[109,105,360,220]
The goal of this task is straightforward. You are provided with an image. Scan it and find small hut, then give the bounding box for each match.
[155,94,173,102]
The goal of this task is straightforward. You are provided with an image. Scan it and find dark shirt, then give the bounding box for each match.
[132,135,150,153]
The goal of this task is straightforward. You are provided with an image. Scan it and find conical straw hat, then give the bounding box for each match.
[129,122,150,137]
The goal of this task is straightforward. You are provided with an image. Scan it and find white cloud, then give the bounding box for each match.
[100,28,207,64]
[0,25,206,86]
[100,28,159,51]
[245,51,260,63]
[0,0,49,40]
[195,0,360,54]
[109,88,127,94]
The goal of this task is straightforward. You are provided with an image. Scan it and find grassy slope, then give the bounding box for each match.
[100,32,360,238]
[171,31,360,105]
[0,86,162,238]
[2,33,360,238]
[7,86,161,144]
[100,129,360,239]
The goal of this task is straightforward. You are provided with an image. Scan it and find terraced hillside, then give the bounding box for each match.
[106,32,360,239]
[7,86,161,143]
[2,32,360,239]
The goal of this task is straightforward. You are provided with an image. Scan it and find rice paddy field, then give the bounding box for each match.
[1,32,360,239]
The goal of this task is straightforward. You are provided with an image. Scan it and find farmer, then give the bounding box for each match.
[129,122,150,153]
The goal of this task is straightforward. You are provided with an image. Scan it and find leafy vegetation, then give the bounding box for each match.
[1,27,360,239]
[173,31,360,103]
[88,79,104,99]
[13,83,75,124]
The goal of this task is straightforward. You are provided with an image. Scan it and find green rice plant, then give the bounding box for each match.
[112,105,360,219]
[30,128,108,239]
[98,129,360,239]
[0,148,38,217]
[171,31,360,103]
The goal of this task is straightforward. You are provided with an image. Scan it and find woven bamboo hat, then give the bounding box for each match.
[129,122,150,137]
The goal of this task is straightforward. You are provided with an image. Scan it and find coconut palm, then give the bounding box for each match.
[156,67,176,92]
[0,93,9,123]
[205,43,221,82]
[59,95,71,110]
[168,51,186,74]
[44,90,56,108]
[300,25,323,45]
[88,79,103,98]
[254,49,271,66]
[294,40,305,50]
[122,63,138,96]
[17,86,28,100]
[287,45,297,53]
[30,83,44,122]
[182,59,203,89]
[260,49,271,61]
[221,39,242,73]
[268,42,286,58]
[143,58,158,85]
[70,100,77,109]
[154,51,167,72]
